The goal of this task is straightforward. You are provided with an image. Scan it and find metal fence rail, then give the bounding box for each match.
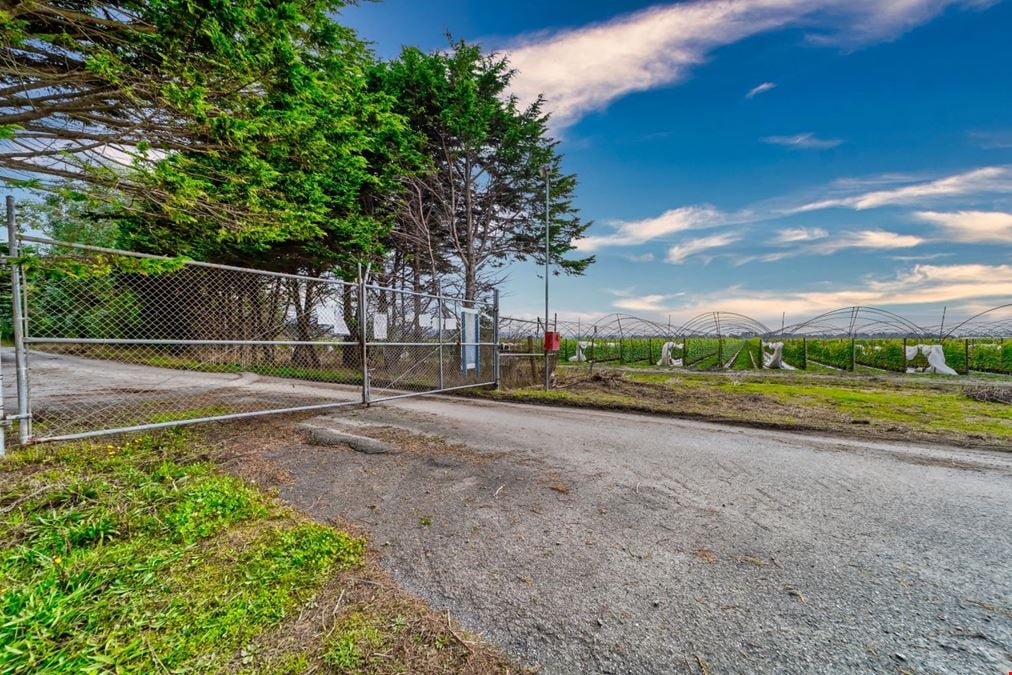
[1,199,499,451]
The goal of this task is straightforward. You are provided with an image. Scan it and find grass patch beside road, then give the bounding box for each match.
[481,368,1011,449]
[722,380,1011,438]
[0,428,519,673]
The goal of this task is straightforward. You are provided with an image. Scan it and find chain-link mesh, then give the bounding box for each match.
[495,315,559,388]
[361,285,496,400]
[7,236,498,445]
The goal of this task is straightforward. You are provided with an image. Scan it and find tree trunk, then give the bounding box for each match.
[290,280,320,369]
[341,283,359,369]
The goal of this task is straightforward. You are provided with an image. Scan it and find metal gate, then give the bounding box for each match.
[0,197,499,451]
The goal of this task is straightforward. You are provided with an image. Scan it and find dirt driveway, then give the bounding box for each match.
[229,396,1012,674]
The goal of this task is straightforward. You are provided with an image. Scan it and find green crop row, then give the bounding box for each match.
[550,335,1011,375]
[778,337,1011,374]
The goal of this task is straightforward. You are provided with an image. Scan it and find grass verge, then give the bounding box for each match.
[478,368,1011,449]
[0,428,520,673]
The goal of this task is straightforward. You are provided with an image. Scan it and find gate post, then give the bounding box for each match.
[6,197,30,444]
[437,291,445,391]
[492,288,500,389]
[358,271,370,405]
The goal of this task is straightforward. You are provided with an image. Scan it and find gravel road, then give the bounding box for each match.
[11,350,1012,672]
[266,398,1012,674]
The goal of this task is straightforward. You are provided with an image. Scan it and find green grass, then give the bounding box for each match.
[0,431,364,673]
[322,612,386,671]
[731,339,762,370]
[722,380,1012,437]
[798,360,838,374]
[491,369,1012,446]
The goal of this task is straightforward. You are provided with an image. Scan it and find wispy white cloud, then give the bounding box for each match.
[890,253,953,261]
[790,166,1012,212]
[774,227,829,243]
[746,81,776,99]
[506,0,989,128]
[619,263,1012,324]
[913,210,1012,243]
[613,293,683,313]
[623,252,656,263]
[736,229,922,265]
[580,166,1010,254]
[732,251,796,266]
[575,205,726,252]
[808,230,924,254]
[968,130,1012,149]
[762,132,843,149]
[666,232,742,264]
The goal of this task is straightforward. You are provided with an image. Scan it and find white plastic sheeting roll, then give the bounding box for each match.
[656,341,683,367]
[569,341,592,362]
[905,344,957,375]
[762,341,796,370]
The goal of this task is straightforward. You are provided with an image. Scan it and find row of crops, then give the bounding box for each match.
[800,337,1012,374]
[557,336,1012,375]
[559,337,757,369]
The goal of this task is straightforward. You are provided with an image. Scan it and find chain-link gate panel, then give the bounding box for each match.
[1,225,499,449]
[362,285,497,402]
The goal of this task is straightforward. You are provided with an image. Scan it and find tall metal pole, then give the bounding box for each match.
[492,288,500,390]
[542,165,550,391]
[358,265,370,405]
[7,196,30,444]
[437,292,444,391]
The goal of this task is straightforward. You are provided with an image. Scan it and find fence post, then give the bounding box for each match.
[437,294,445,391]
[526,336,536,382]
[902,338,907,373]
[6,197,30,444]
[492,288,500,389]
[358,273,370,405]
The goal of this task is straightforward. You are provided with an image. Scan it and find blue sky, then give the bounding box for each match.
[340,0,1012,327]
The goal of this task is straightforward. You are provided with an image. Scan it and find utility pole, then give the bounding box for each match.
[541,164,550,391]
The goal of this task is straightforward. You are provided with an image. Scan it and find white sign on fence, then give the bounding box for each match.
[461,307,478,372]
[373,313,388,340]
[332,305,350,335]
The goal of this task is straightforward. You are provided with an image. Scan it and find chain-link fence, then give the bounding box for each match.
[1,203,498,450]
[496,315,557,388]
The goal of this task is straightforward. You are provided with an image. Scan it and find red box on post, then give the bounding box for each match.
[544,331,561,352]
